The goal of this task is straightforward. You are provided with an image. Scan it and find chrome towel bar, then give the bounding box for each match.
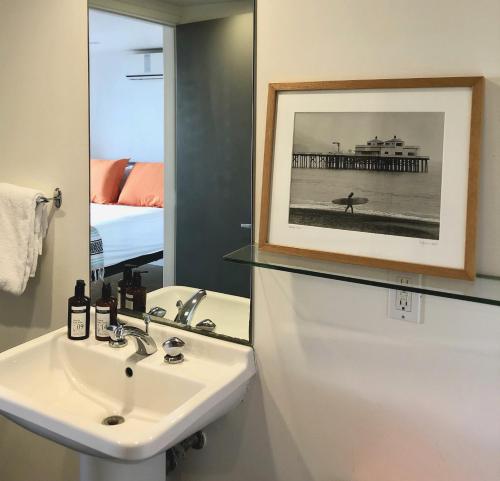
[37,187,62,208]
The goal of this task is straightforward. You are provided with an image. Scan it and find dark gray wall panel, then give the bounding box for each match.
[176,13,253,297]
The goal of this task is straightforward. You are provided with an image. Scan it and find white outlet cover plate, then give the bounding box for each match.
[387,272,424,323]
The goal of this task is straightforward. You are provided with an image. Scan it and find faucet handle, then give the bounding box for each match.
[195,319,216,332]
[107,324,128,348]
[143,313,151,334]
[175,300,184,311]
[107,324,121,340]
[148,306,167,318]
[162,337,185,364]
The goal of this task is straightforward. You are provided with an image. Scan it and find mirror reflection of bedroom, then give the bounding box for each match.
[89,10,167,302]
[88,3,253,341]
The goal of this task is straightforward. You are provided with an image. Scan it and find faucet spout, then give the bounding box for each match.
[107,325,157,356]
[174,289,207,326]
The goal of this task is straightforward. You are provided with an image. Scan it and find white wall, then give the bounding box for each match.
[90,50,164,162]
[0,0,89,480]
[174,1,500,480]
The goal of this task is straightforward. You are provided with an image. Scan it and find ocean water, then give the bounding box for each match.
[289,167,442,222]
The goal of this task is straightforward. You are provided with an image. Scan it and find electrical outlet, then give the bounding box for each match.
[388,273,423,323]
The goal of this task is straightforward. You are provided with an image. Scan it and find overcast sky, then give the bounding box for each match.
[293,111,445,166]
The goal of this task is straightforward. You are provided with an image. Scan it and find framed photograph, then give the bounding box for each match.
[259,77,484,279]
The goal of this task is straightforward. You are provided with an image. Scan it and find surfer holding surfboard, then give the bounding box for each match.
[345,192,354,213]
[332,192,369,213]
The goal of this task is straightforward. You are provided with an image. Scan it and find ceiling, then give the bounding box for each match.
[163,0,241,5]
[88,0,253,32]
[89,9,164,52]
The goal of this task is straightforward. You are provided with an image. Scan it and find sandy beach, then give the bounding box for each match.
[289,207,439,240]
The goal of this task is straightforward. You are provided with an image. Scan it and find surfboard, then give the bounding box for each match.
[332,197,369,206]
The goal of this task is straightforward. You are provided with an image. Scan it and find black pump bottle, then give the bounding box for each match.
[125,271,147,313]
[67,279,90,340]
[117,265,134,309]
[95,282,118,341]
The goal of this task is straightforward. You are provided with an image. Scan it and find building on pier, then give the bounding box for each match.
[355,135,421,158]
[292,135,429,173]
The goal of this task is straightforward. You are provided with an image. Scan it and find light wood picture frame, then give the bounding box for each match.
[259,77,484,279]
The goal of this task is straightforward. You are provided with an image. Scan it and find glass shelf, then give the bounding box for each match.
[223,244,500,307]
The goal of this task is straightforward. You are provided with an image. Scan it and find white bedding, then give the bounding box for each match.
[91,204,164,268]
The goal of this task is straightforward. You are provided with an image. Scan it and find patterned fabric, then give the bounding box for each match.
[90,226,105,282]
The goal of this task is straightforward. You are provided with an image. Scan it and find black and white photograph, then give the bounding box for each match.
[288,111,445,240]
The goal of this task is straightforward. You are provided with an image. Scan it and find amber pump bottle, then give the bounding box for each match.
[95,282,118,341]
[125,271,147,313]
[117,265,134,309]
[67,280,90,340]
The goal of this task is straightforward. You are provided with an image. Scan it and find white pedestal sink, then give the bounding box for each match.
[80,452,167,481]
[0,314,255,480]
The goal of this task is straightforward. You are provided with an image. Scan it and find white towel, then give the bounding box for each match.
[0,183,49,295]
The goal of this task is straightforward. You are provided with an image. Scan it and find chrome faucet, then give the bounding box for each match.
[174,289,207,326]
[107,324,157,356]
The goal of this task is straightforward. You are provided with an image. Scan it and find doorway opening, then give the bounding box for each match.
[88,9,174,302]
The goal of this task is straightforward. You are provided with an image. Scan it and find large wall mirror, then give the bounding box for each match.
[88,1,254,344]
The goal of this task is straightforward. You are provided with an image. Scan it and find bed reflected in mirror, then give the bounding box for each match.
[88,3,253,343]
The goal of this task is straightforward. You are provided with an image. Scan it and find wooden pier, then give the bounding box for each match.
[292,153,428,173]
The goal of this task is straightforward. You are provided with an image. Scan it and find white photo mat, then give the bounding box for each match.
[268,87,472,270]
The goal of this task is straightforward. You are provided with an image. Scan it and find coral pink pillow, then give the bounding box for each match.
[91,158,129,204]
[118,162,164,208]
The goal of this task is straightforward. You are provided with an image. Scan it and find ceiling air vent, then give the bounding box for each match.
[126,48,163,80]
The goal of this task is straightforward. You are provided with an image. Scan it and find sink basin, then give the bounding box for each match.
[147,286,250,341]
[0,315,255,461]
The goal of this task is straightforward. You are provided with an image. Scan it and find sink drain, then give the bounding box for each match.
[102,415,125,426]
